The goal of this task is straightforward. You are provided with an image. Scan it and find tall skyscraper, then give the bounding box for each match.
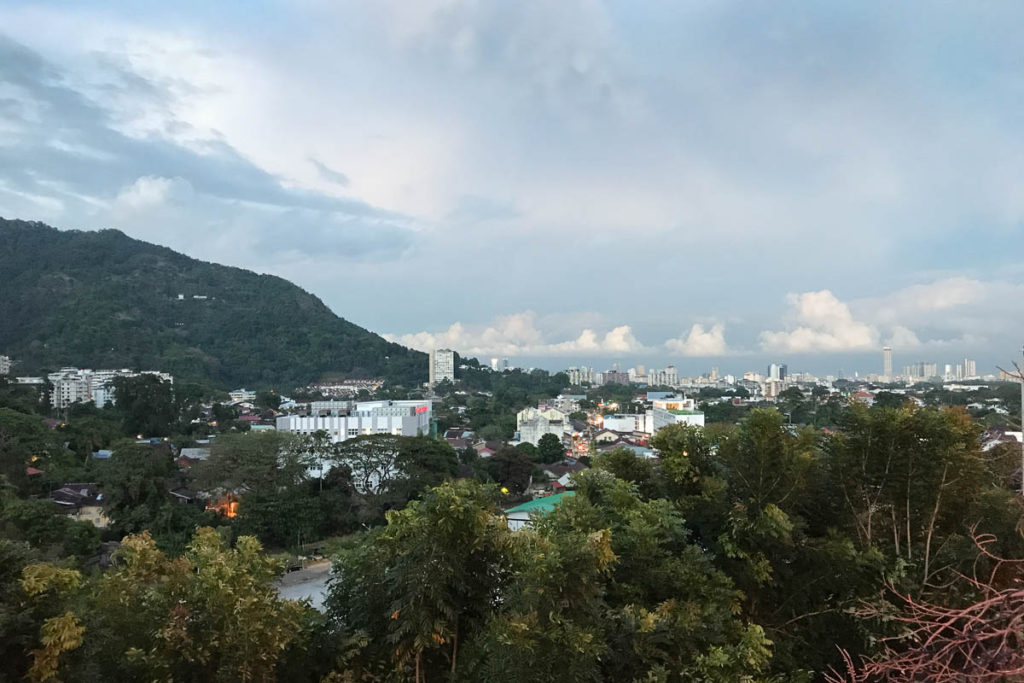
[882,346,892,380]
[429,348,455,386]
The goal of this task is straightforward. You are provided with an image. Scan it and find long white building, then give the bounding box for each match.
[276,400,432,442]
[602,414,646,433]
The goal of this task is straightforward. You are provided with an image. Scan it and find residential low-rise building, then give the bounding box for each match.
[505,491,575,531]
[650,406,705,433]
[516,406,569,446]
[229,389,257,403]
[50,483,109,528]
[602,413,644,433]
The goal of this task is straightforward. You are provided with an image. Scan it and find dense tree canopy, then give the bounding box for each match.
[3,382,1024,681]
[0,218,427,388]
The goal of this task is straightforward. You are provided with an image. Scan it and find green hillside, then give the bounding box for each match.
[0,218,426,388]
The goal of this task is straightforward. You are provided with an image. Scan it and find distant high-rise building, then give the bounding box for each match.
[490,358,499,371]
[964,358,976,378]
[603,370,631,385]
[779,364,788,382]
[768,363,781,381]
[567,366,595,385]
[646,365,679,387]
[882,346,892,380]
[0,355,10,376]
[429,348,455,386]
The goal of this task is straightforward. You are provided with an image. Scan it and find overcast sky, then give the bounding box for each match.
[2,1,1022,376]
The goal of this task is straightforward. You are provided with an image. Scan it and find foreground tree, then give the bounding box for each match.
[328,475,772,682]
[328,480,511,681]
[65,528,309,681]
[531,470,773,682]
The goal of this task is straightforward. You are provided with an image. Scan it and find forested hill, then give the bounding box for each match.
[0,218,426,388]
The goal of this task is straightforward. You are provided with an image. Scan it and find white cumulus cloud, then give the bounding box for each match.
[885,325,922,349]
[760,290,880,353]
[384,312,649,357]
[665,323,729,356]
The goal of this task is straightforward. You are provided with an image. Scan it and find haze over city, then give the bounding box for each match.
[1,1,1022,373]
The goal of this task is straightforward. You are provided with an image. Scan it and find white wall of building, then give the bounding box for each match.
[516,406,569,446]
[277,400,431,443]
[429,348,455,385]
[602,414,643,432]
[650,406,705,433]
[46,367,173,409]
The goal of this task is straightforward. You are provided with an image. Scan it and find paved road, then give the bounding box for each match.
[275,560,332,611]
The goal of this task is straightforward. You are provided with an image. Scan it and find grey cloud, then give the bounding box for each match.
[309,158,350,187]
[0,35,418,262]
[446,194,520,225]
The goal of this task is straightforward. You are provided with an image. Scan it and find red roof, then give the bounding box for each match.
[25,466,44,475]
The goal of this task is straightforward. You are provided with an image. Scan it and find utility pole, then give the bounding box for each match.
[998,347,1024,495]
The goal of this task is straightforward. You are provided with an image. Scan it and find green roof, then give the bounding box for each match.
[669,409,701,415]
[505,491,575,515]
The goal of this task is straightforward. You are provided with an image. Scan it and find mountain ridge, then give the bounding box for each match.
[0,218,426,388]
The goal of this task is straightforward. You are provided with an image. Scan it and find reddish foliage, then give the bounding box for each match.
[827,532,1024,682]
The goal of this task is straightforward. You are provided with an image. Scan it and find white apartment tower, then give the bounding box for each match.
[429,348,455,386]
[882,346,892,380]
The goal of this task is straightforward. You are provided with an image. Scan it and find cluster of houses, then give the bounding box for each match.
[32,436,210,528]
[505,391,704,460]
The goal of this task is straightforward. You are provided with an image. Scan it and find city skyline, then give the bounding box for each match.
[504,348,998,381]
[0,2,1022,371]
